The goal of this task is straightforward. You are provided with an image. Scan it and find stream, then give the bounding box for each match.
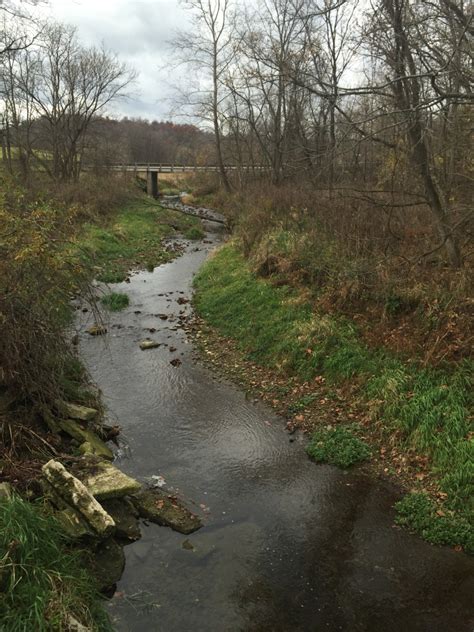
[78,218,474,632]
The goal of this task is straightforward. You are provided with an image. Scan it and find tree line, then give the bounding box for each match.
[173,0,473,266]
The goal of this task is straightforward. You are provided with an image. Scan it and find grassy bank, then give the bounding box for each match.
[0,495,111,631]
[193,244,473,552]
[75,199,202,283]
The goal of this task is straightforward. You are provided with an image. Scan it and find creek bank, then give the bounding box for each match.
[191,244,473,553]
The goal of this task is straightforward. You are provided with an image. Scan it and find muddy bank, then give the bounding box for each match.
[78,221,474,631]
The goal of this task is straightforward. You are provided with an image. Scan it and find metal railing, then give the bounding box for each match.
[108,163,269,173]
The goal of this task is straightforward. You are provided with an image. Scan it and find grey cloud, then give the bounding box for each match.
[36,0,188,118]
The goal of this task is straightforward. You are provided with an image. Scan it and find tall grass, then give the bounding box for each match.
[0,495,111,631]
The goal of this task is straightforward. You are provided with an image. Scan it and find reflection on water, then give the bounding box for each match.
[78,226,474,632]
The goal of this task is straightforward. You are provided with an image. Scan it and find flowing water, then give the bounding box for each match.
[78,221,474,632]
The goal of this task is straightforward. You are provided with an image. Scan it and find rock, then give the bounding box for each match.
[139,339,161,350]
[101,498,141,541]
[57,402,98,422]
[39,405,61,434]
[0,482,13,501]
[91,537,126,592]
[87,325,107,336]
[66,615,91,632]
[58,419,113,460]
[76,461,142,500]
[132,489,202,535]
[55,508,94,539]
[182,539,195,551]
[78,440,114,461]
[42,460,115,536]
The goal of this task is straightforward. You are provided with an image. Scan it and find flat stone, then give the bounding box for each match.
[87,325,107,336]
[57,402,98,422]
[139,339,161,350]
[58,419,113,460]
[55,508,94,539]
[90,537,126,592]
[42,460,115,536]
[77,461,142,500]
[101,498,141,541]
[132,489,202,535]
[78,439,114,461]
[66,615,91,632]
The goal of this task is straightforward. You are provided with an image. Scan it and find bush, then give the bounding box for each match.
[395,493,474,554]
[306,426,371,468]
[0,177,92,411]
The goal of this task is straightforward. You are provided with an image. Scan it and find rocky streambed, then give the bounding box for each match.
[75,212,474,632]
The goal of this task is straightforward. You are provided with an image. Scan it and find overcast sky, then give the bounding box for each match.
[35,0,191,121]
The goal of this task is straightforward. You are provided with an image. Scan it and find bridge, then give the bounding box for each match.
[109,163,268,198]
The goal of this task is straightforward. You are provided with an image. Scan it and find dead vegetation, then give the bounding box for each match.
[203,180,473,365]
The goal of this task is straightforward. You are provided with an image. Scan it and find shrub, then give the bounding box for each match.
[395,493,474,554]
[0,177,92,411]
[306,426,371,468]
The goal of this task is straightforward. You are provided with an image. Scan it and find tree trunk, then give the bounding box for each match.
[213,43,231,193]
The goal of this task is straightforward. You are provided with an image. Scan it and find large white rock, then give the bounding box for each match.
[42,460,115,536]
[76,461,142,500]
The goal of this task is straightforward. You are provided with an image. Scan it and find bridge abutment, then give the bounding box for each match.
[146,170,158,198]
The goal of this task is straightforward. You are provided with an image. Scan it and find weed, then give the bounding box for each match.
[395,493,474,554]
[306,426,371,468]
[101,292,130,311]
[0,495,111,631]
[184,226,205,240]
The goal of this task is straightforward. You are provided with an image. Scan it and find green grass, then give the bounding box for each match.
[307,426,371,468]
[0,495,111,631]
[395,493,474,554]
[184,226,205,240]
[194,244,473,545]
[75,200,202,283]
[101,291,130,311]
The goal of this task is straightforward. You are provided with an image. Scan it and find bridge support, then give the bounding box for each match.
[146,170,158,198]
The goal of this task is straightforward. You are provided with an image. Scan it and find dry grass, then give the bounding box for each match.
[202,180,473,365]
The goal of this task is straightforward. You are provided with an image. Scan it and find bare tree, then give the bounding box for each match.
[171,0,235,191]
[364,0,470,266]
[4,22,136,181]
